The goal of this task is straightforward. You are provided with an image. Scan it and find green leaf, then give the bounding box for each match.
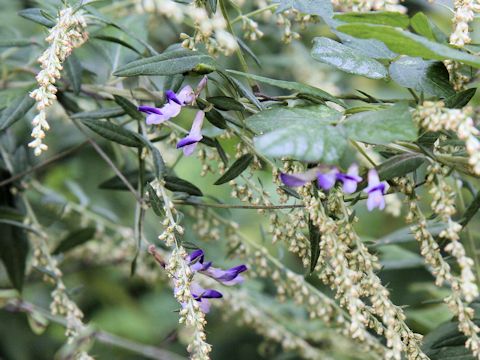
[311,37,388,79]
[146,184,164,216]
[376,153,426,180]
[246,105,341,134]
[335,32,397,60]
[208,0,218,13]
[0,94,35,132]
[254,122,348,163]
[64,54,82,95]
[214,154,253,185]
[0,39,37,47]
[207,96,244,111]
[18,8,55,27]
[113,49,217,77]
[389,57,454,97]
[444,88,476,109]
[334,11,409,28]
[308,220,321,273]
[337,23,480,68]
[344,103,417,144]
[81,119,144,147]
[71,107,125,120]
[113,95,143,121]
[226,70,343,106]
[53,227,96,255]
[164,176,203,196]
[410,12,435,41]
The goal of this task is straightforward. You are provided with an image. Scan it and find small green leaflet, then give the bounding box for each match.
[410,12,435,41]
[53,228,96,255]
[71,107,125,120]
[389,57,454,97]
[344,103,417,144]
[337,23,480,68]
[311,37,388,79]
[114,49,217,77]
[81,119,144,147]
[0,94,35,132]
[113,95,143,121]
[214,154,253,185]
[164,176,203,196]
[376,153,426,180]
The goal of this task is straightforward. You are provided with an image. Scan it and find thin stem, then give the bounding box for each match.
[174,200,304,210]
[231,4,278,24]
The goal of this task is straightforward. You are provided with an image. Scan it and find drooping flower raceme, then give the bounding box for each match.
[280,164,362,194]
[29,7,88,156]
[363,169,389,211]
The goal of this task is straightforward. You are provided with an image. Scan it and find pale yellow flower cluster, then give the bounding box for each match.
[29,7,88,156]
[450,0,480,47]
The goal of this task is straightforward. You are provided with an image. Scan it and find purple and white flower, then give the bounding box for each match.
[138,76,207,125]
[280,164,362,194]
[176,110,205,156]
[181,248,247,313]
[363,169,389,211]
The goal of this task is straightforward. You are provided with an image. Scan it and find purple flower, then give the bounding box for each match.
[336,164,362,194]
[363,169,389,211]
[317,168,338,191]
[181,248,247,313]
[190,283,222,313]
[176,111,205,156]
[280,164,363,194]
[279,168,318,187]
[138,82,199,125]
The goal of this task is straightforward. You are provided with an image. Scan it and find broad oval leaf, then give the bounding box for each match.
[53,227,96,254]
[0,94,35,132]
[337,23,480,68]
[226,69,343,105]
[335,32,397,60]
[113,49,217,77]
[254,122,348,163]
[81,119,144,147]
[344,103,417,144]
[410,12,435,41]
[389,57,454,97]
[214,154,253,185]
[246,105,342,134]
[311,37,388,79]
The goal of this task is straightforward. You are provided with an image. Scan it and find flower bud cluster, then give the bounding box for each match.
[426,164,478,303]
[181,7,238,56]
[399,178,480,358]
[29,7,88,156]
[449,0,480,47]
[415,102,480,175]
[136,0,185,22]
[241,17,264,41]
[444,60,470,91]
